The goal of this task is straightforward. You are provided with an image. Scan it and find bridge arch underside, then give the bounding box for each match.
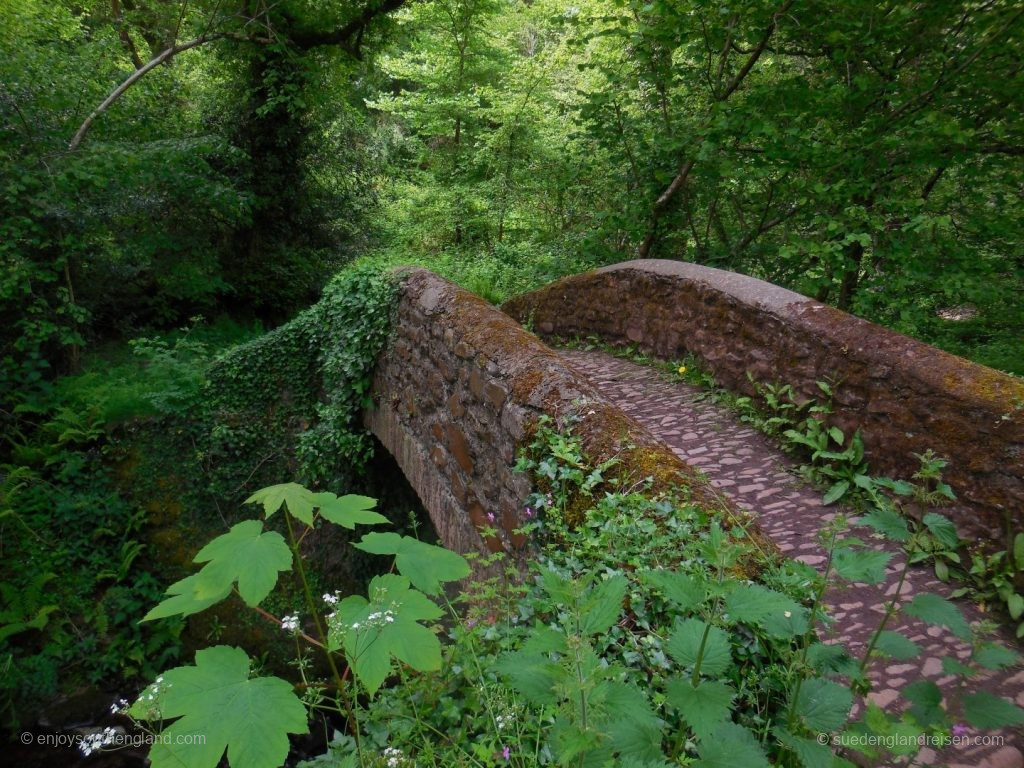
[502,259,1024,543]
[363,267,757,565]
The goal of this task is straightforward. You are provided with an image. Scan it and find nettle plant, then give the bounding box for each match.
[105,483,470,768]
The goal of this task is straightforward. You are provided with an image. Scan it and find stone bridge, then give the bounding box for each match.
[365,260,1024,767]
[371,260,1022,557]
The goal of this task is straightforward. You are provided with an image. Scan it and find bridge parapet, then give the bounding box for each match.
[503,259,1024,541]
[366,268,751,562]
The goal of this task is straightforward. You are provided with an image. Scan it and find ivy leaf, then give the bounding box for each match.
[858,505,910,542]
[666,677,735,739]
[128,646,307,768]
[579,575,628,635]
[245,483,318,525]
[329,573,443,696]
[144,521,292,620]
[353,533,469,595]
[922,513,959,549]
[962,691,1024,729]
[695,722,770,768]
[792,678,853,733]
[313,492,388,529]
[903,593,970,640]
[872,631,921,660]
[833,543,892,585]
[666,618,733,678]
[642,569,707,611]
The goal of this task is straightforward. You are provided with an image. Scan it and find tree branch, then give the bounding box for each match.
[68,35,215,151]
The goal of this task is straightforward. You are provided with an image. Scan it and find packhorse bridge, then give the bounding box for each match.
[364,260,1024,767]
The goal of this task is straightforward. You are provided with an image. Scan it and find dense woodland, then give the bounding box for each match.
[2,0,1023,765]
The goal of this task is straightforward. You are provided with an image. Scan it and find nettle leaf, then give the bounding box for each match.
[666,618,733,678]
[496,652,564,707]
[807,643,861,679]
[601,682,665,763]
[723,584,806,637]
[245,482,318,525]
[858,505,910,542]
[695,722,770,768]
[774,727,836,768]
[833,543,892,585]
[354,533,469,595]
[666,677,735,739]
[963,691,1024,729]
[144,521,291,620]
[975,644,1020,670]
[903,593,970,640]
[579,575,628,635]
[642,569,706,612]
[128,646,307,768]
[329,573,443,696]
[922,513,959,549]
[792,678,853,733]
[872,631,921,661]
[902,680,943,727]
[314,492,389,529]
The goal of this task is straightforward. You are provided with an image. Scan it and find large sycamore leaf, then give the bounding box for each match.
[245,483,319,525]
[353,533,469,595]
[128,646,307,768]
[313,492,388,529]
[144,521,291,620]
[328,573,443,696]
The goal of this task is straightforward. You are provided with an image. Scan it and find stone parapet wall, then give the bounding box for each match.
[503,259,1024,540]
[365,268,753,562]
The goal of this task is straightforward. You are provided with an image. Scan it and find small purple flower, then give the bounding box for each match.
[524,506,534,518]
[952,724,969,737]
[487,512,496,524]
[502,746,510,761]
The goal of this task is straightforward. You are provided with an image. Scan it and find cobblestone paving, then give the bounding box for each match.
[558,348,1023,768]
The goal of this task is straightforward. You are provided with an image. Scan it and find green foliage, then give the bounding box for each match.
[352,533,471,596]
[127,645,309,768]
[200,264,400,499]
[329,573,445,696]
[0,401,183,729]
[144,521,293,621]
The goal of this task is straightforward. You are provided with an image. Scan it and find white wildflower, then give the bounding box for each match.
[281,614,300,632]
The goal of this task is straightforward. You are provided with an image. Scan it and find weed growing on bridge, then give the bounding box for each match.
[111,458,1023,767]
[580,335,1024,640]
